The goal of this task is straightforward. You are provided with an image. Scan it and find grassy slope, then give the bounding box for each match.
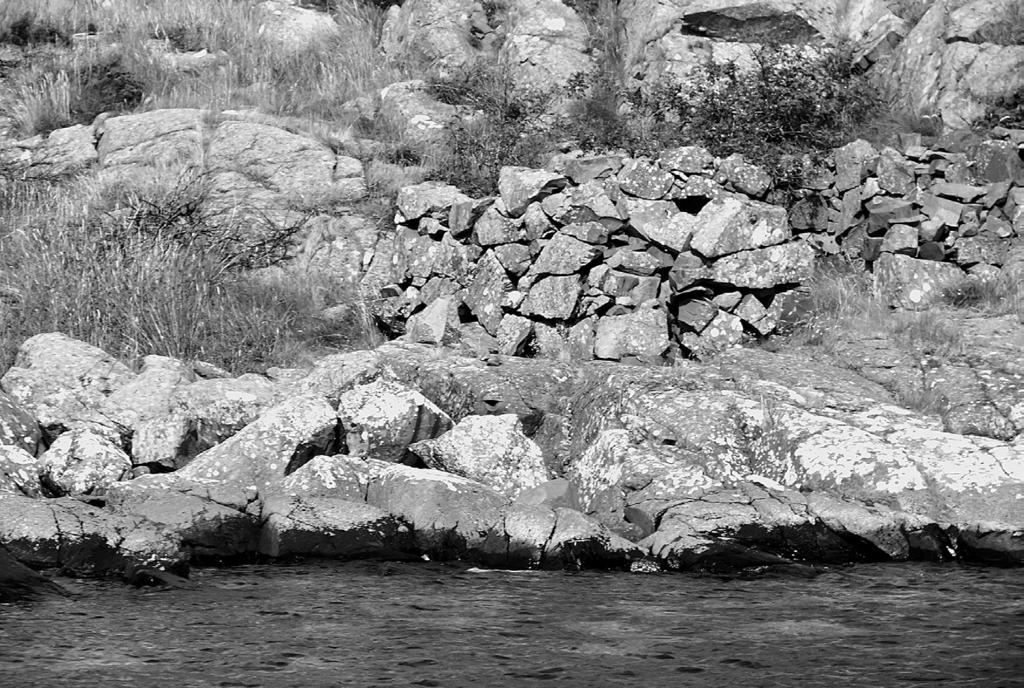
[0,0,1020,374]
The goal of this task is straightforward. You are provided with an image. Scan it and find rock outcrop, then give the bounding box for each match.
[2,331,1020,581]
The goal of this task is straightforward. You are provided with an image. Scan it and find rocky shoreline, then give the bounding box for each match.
[2,327,1022,598]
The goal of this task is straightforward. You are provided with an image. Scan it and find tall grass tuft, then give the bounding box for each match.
[0,169,378,373]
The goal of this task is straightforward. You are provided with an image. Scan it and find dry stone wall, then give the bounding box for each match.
[384,128,1024,362]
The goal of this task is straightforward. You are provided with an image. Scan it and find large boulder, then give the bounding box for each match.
[259,495,414,559]
[38,428,131,497]
[0,492,186,576]
[255,0,342,52]
[689,196,790,259]
[105,481,261,560]
[873,253,965,309]
[0,333,134,436]
[167,394,340,494]
[410,414,550,499]
[336,380,453,463]
[499,0,595,93]
[171,373,282,459]
[381,0,489,75]
[366,463,507,558]
[100,355,194,470]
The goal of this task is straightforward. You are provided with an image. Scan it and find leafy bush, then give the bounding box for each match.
[426,62,555,195]
[564,43,880,181]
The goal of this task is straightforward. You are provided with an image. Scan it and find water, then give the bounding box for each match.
[1,562,1022,688]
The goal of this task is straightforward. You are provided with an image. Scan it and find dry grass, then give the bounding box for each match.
[0,0,406,135]
[0,168,378,373]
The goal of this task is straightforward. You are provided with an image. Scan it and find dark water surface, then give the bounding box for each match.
[1,562,1022,688]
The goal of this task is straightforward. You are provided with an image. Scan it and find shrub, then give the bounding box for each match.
[426,62,555,195]
[562,42,880,181]
[0,10,71,46]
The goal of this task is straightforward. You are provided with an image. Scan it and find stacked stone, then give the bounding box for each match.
[796,128,1024,309]
[387,148,818,362]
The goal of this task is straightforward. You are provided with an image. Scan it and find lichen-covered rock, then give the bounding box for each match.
[395,180,472,224]
[464,250,515,334]
[411,414,550,499]
[337,380,453,463]
[0,333,134,435]
[259,495,414,559]
[38,428,131,497]
[541,181,625,229]
[379,81,460,148]
[616,159,675,200]
[521,275,581,320]
[500,0,594,92]
[621,198,696,252]
[0,391,40,455]
[171,374,280,458]
[105,482,261,560]
[276,455,391,500]
[525,232,602,278]
[291,350,386,402]
[719,154,771,197]
[169,394,339,494]
[711,242,816,288]
[0,493,185,576]
[100,355,195,469]
[873,253,965,309]
[834,139,879,192]
[381,0,487,74]
[498,166,567,217]
[366,463,507,558]
[593,307,670,361]
[0,445,42,497]
[690,196,790,259]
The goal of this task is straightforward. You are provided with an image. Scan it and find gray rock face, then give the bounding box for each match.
[464,251,515,334]
[411,414,550,499]
[171,374,281,460]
